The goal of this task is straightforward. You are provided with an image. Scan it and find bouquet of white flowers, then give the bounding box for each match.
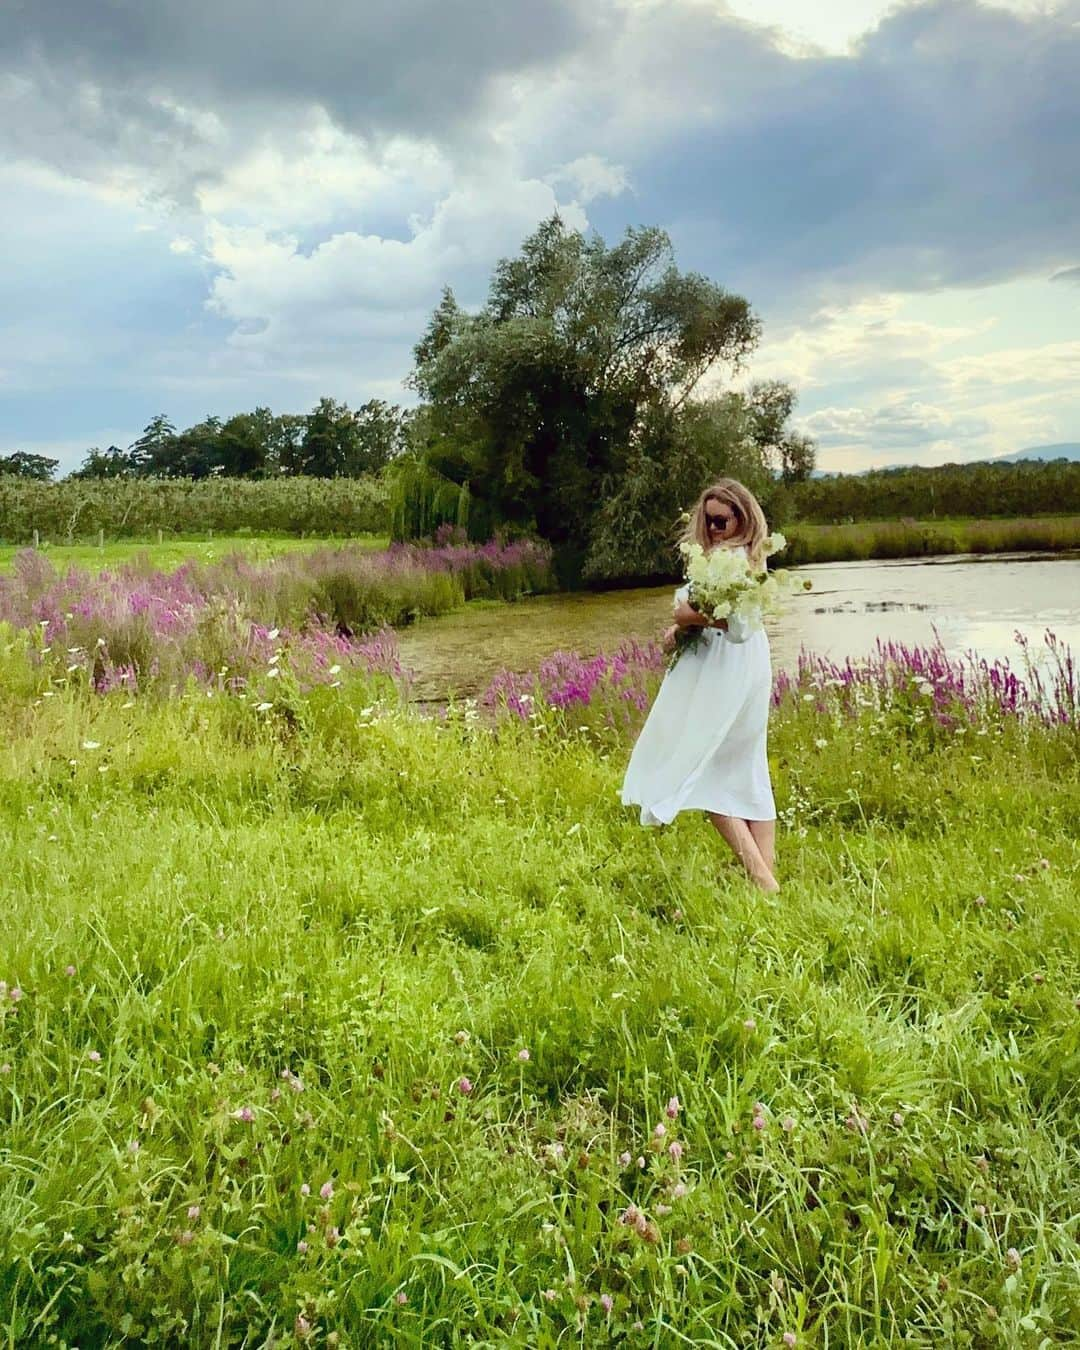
[668,532,806,668]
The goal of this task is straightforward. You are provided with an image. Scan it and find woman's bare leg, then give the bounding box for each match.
[746,818,776,875]
[707,813,779,892]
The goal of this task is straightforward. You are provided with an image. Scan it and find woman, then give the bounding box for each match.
[620,479,779,893]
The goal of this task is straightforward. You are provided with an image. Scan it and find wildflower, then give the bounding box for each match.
[81,740,101,750]
[752,1114,766,1131]
[783,1335,798,1348]
[669,1140,684,1162]
[781,1116,796,1133]
[1039,858,1051,869]
[666,1095,680,1119]
[458,1076,473,1095]
[297,1240,308,1253]
[395,1290,407,1306]
[743,1017,757,1031]
[300,1183,310,1196]
[618,1151,632,1167]
[655,1203,672,1217]
[453,1029,470,1045]
[319,1181,334,1200]
[294,1315,311,1339]
[1032,972,1045,985]
[325,1226,340,1247]
[64,965,76,977]
[814,738,828,749]
[672,1182,688,1200]
[87,1050,101,1063]
[974,895,987,907]
[517,1048,530,1062]
[600,1293,613,1315]
[637,1155,646,1169]
[232,1106,255,1123]
[1005,1247,1021,1270]
[0,1065,10,1075]
[127,1139,140,1153]
[892,1112,905,1128]
[187,1205,200,1220]
[255,701,273,712]
[176,1229,195,1246]
[543,1289,558,1302]
[8,987,22,1003]
[845,1110,869,1135]
[619,1204,640,1226]
[653,1122,666,1139]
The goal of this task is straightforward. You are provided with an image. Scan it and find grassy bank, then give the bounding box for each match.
[0,535,390,576]
[1,634,1077,1345]
[779,516,1080,565]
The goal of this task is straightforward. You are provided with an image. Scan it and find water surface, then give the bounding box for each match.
[397,553,1080,702]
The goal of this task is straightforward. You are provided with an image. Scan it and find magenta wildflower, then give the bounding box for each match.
[666,1095,680,1119]
[517,1048,531,1062]
[395,1291,408,1306]
[87,1049,101,1063]
[752,1115,766,1132]
[187,1205,200,1220]
[64,964,76,977]
[653,1122,666,1138]
[319,1181,334,1200]
[743,1017,757,1031]
[458,1076,473,1095]
[232,1106,255,1123]
[297,1240,309,1254]
[783,1334,798,1348]
[669,1140,684,1162]
[8,987,22,1003]
[600,1294,614,1315]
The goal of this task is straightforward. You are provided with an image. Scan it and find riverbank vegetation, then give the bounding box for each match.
[1,621,1077,1345]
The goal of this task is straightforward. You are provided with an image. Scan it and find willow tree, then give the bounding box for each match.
[407,216,761,583]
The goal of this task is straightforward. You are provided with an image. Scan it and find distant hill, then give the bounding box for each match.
[990,442,1080,464]
[810,442,1080,477]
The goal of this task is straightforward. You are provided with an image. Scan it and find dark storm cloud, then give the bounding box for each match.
[613,1,1080,302]
[0,0,596,197]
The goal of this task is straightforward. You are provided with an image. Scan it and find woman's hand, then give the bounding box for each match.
[674,599,727,631]
[661,623,679,654]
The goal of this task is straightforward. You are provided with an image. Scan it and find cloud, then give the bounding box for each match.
[1050,265,1080,284]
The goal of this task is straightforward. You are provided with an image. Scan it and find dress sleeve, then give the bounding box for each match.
[724,610,760,644]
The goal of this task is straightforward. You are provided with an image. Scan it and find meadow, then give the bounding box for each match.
[1,566,1078,1345]
[777,517,1080,565]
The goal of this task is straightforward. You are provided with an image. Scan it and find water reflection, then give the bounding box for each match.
[396,553,1080,702]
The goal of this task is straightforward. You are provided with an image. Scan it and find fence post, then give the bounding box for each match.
[157,528,163,545]
[98,528,104,551]
[33,529,40,549]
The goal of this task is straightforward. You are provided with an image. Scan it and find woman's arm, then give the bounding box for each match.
[673,599,728,631]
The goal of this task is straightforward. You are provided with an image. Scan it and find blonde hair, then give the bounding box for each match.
[678,479,769,570]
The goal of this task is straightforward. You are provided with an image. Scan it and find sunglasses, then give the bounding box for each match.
[705,509,738,530]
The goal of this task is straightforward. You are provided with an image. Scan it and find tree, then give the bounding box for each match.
[0,451,59,480]
[408,215,762,583]
[216,413,268,477]
[70,445,137,479]
[129,414,176,475]
[745,380,817,484]
[299,398,359,477]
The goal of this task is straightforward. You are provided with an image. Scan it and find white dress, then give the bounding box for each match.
[620,580,776,826]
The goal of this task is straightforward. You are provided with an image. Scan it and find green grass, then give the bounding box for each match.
[0,534,391,575]
[780,517,1080,565]
[0,673,1078,1345]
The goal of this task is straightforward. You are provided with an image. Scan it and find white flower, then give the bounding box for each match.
[266,668,280,679]
[814,738,828,749]
[267,628,280,641]
[255,701,273,712]
[328,664,341,676]
[81,740,101,750]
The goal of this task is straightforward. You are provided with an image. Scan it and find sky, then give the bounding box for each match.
[1,0,1078,476]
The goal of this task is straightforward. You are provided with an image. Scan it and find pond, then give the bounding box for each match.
[397,552,1080,703]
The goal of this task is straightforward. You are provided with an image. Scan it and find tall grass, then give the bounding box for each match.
[1,629,1077,1345]
[779,517,1080,564]
[0,533,553,694]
